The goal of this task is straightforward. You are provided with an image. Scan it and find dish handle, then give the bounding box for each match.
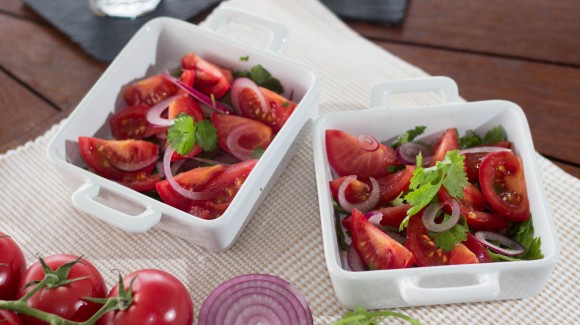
[72,181,161,233]
[398,272,500,305]
[371,76,460,108]
[206,7,289,54]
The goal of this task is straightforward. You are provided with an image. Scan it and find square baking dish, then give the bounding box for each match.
[47,8,319,252]
[313,76,559,309]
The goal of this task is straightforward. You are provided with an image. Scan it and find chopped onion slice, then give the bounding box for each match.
[146,95,179,127]
[474,231,525,256]
[347,244,368,272]
[396,142,433,166]
[163,70,233,114]
[459,146,512,155]
[198,274,313,325]
[357,134,379,152]
[422,199,460,232]
[226,125,259,161]
[163,147,216,201]
[230,77,269,115]
[364,211,383,227]
[337,175,380,213]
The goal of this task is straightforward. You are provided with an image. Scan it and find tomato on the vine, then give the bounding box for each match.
[0,232,26,300]
[97,269,193,325]
[17,254,107,325]
[0,310,22,325]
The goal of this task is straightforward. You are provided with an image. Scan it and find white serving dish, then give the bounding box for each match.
[313,76,559,309]
[47,9,319,252]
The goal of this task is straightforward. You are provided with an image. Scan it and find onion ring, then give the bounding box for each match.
[337,176,380,213]
[459,146,512,155]
[145,95,179,127]
[396,142,433,166]
[357,134,379,152]
[225,125,260,161]
[421,199,461,232]
[230,77,269,115]
[163,147,216,201]
[474,231,525,256]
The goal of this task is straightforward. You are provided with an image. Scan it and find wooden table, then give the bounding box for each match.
[1,0,579,178]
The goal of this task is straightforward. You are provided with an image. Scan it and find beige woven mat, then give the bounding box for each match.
[1,0,578,323]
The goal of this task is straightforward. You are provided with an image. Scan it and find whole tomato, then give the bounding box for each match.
[98,269,193,325]
[0,310,23,325]
[17,254,107,325]
[0,232,26,300]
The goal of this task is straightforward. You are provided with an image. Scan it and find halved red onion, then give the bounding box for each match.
[146,95,179,127]
[337,175,380,213]
[163,147,216,201]
[459,146,512,155]
[347,244,369,272]
[198,274,313,325]
[474,231,525,256]
[421,199,460,232]
[357,134,379,152]
[396,142,433,166]
[230,77,269,115]
[163,70,233,114]
[226,125,259,161]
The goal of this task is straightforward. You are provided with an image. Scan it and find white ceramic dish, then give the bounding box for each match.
[47,9,319,252]
[313,76,559,309]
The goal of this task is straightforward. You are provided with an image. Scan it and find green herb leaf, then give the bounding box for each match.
[391,125,427,149]
[168,115,196,155]
[459,129,482,149]
[252,146,266,159]
[430,221,469,251]
[511,219,544,260]
[482,125,507,144]
[332,307,422,325]
[234,64,284,94]
[239,55,249,62]
[195,120,217,152]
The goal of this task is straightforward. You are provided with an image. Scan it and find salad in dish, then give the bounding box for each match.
[326,125,543,271]
[77,52,298,220]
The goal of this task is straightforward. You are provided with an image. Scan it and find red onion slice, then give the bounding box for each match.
[459,146,512,155]
[146,95,179,127]
[163,70,233,114]
[347,244,369,272]
[198,274,313,325]
[337,175,380,213]
[230,77,269,115]
[421,199,461,232]
[364,211,383,227]
[474,231,525,256]
[396,142,433,166]
[163,147,216,201]
[357,134,379,152]
[226,124,259,161]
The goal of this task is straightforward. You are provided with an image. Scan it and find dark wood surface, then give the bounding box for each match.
[1,0,579,178]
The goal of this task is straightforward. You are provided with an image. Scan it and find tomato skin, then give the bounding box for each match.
[463,142,513,183]
[325,129,398,179]
[181,52,231,99]
[0,232,26,300]
[431,128,459,166]
[350,209,415,270]
[110,105,166,140]
[211,113,273,158]
[329,176,371,204]
[97,269,193,325]
[377,165,415,205]
[479,151,530,222]
[236,86,297,133]
[0,310,22,325]
[122,74,178,106]
[405,215,478,267]
[17,254,107,325]
[378,203,412,229]
[462,233,492,263]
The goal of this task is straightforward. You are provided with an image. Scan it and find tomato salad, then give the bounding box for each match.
[78,52,298,220]
[326,126,543,271]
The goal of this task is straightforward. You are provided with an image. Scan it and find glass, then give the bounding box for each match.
[89,0,161,19]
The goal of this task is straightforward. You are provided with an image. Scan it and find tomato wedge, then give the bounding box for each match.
[430,128,459,166]
[350,209,415,270]
[122,74,178,106]
[235,86,297,133]
[181,52,231,99]
[479,151,530,222]
[463,142,513,183]
[325,129,398,178]
[377,165,415,205]
[405,215,478,266]
[211,113,273,160]
[378,203,411,229]
[329,176,371,204]
[462,233,492,263]
[110,105,166,140]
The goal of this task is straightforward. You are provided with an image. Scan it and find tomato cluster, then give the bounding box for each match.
[326,127,531,270]
[0,232,193,324]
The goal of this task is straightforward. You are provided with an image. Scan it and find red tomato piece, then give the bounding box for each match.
[479,151,530,222]
[97,269,193,325]
[0,232,26,300]
[211,113,273,159]
[168,95,205,161]
[181,52,231,99]
[0,310,22,325]
[110,105,166,140]
[378,203,412,229]
[18,254,107,325]
[122,74,178,106]
[430,128,459,166]
[463,142,513,183]
[120,173,162,192]
[325,129,398,179]
[405,215,478,266]
[377,165,415,205]
[462,233,492,263]
[236,86,297,133]
[329,176,372,204]
[350,209,415,270]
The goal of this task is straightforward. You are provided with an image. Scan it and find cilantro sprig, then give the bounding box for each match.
[167,115,217,156]
[332,307,421,325]
[391,126,427,149]
[234,64,284,94]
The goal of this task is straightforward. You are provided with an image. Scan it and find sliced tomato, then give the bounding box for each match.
[378,203,411,229]
[211,113,273,159]
[479,151,530,222]
[377,165,415,205]
[465,211,509,231]
[405,215,478,266]
[168,95,205,161]
[181,52,231,99]
[78,137,159,180]
[325,129,398,179]
[156,164,226,211]
[236,86,297,133]
[190,159,258,219]
[110,105,166,140]
[329,176,371,204]
[122,74,178,106]
[119,173,161,192]
[462,233,492,263]
[350,209,415,270]
[463,142,513,183]
[430,128,459,166]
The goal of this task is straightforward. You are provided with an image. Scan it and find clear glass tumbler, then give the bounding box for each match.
[89,0,161,19]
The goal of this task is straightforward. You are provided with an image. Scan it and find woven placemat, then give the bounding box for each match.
[2,0,578,323]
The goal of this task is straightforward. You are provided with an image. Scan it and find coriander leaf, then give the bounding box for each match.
[234,64,285,94]
[195,120,217,152]
[512,219,544,260]
[482,125,507,144]
[440,150,468,198]
[459,129,481,149]
[402,182,439,228]
[430,222,469,251]
[391,125,427,149]
[252,146,266,159]
[332,307,422,325]
[168,115,196,155]
[239,55,249,62]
